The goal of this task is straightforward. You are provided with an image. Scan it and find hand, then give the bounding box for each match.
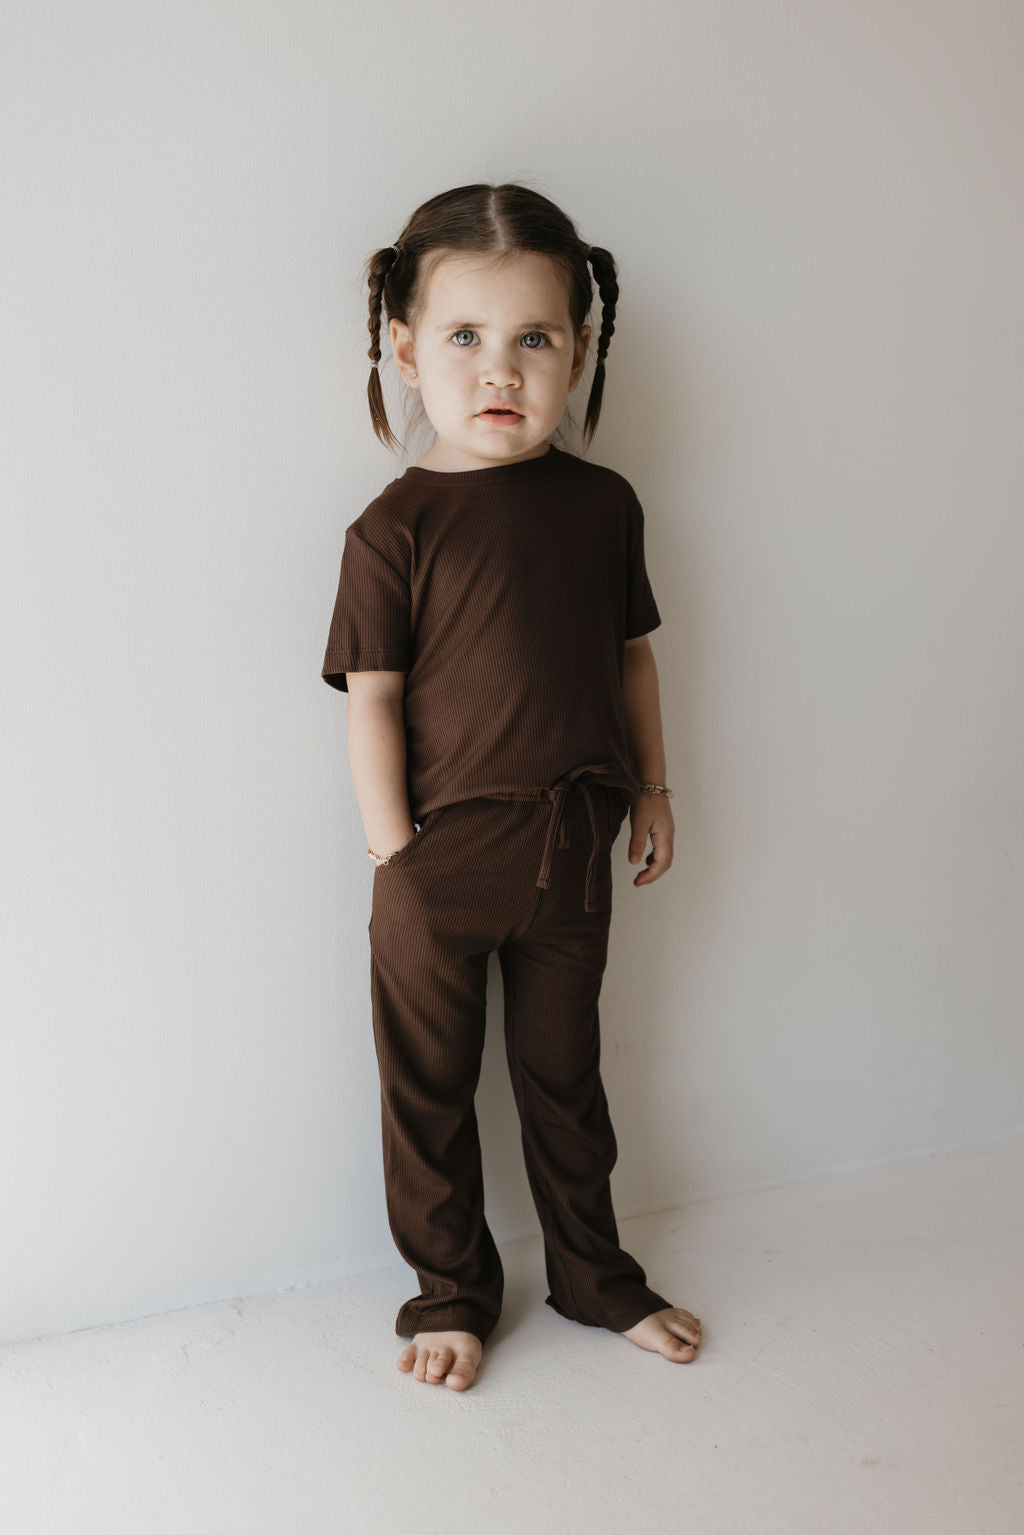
[626,795,674,887]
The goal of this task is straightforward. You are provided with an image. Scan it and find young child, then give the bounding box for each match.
[321,182,702,1391]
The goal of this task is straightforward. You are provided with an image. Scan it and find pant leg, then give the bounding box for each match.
[368,803,505,1344]
[366,792,543,1344]
[498,783,674,1332]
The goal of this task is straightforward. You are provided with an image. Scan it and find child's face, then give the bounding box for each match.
[390,250,590,470]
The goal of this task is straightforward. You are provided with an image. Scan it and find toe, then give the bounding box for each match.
[670,1327,701,1359]
[661,1311,701,1360]
[445,1351,479,1391]
[413,1348,432,1381]
[425,1346,455,1382]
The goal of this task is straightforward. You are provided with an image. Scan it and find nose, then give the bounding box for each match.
[481,350,522,389]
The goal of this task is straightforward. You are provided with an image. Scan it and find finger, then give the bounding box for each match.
[635,842,672,879]
[628,829,652,863]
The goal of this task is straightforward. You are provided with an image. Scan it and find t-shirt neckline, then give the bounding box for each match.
[402,443,565,484]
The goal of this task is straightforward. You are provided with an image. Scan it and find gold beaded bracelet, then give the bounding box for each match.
[368,842,407,866]
[368,824,420,866]
[639,783,673,798]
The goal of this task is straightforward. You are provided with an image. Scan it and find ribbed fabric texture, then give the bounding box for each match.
[368,786,673,1343]
[321,444,661,818]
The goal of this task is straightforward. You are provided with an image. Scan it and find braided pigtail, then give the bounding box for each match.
[366,244,404,450]
[582,244,619,449]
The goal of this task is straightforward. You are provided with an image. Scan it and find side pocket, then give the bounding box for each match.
[375,804,447,869]
[416,804,447,836]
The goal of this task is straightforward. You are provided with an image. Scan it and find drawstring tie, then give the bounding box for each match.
[535,762,618,913]
[484,762,627,913]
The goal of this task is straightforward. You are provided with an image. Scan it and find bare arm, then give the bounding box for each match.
[345,671,415,857]
[623,635,666,783]
[622,634,673,884]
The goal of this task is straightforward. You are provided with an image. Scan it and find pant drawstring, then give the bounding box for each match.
[534,762,618,913]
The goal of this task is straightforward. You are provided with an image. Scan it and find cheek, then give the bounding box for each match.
[436,354,475,385]
[525,351,567,382]
[420,360,463,399]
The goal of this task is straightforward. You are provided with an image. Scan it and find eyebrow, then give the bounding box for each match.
[435,320,567,335]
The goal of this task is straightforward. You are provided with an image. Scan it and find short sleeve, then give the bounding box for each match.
[321,525,412,693]
[625,493,662,640]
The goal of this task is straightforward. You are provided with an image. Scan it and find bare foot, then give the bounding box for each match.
[620,1306,702,1361]
[396,1330,483,1391]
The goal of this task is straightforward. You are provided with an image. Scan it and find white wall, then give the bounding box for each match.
[2,0,1021,1346]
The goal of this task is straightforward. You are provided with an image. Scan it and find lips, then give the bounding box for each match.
[478,407,522,419]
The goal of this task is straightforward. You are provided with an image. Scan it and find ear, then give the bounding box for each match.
[390,318,419,387]
[569,324,591,391]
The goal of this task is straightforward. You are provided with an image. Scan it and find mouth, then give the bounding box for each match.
[477,407,523,424]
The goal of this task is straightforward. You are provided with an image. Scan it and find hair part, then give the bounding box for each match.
[363,183,619,453]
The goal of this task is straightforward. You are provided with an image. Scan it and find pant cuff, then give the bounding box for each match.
[545,1287,673,1333]
[395,1302,499,1345]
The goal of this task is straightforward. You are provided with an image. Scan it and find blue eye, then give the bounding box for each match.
[449,330,551,349]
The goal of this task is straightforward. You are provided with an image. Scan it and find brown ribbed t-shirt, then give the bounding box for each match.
[321,443,661,819]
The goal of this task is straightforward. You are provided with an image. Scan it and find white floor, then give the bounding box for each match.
[3,1134,1022,1535]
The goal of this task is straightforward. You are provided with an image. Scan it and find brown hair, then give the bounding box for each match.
[363,182,619,453]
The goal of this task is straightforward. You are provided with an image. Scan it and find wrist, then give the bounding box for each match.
[366,817,416,863]
[634,782,673,800]
[368,823,417,865]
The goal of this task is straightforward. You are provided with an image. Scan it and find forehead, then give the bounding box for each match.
[419,249,573,322]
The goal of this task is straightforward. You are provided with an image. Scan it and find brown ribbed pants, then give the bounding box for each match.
[367,764,672,1346]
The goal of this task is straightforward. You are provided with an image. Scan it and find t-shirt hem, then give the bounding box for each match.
[412,766,643,819]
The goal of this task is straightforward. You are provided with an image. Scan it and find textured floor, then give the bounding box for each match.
[2,1133,1022,1535]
